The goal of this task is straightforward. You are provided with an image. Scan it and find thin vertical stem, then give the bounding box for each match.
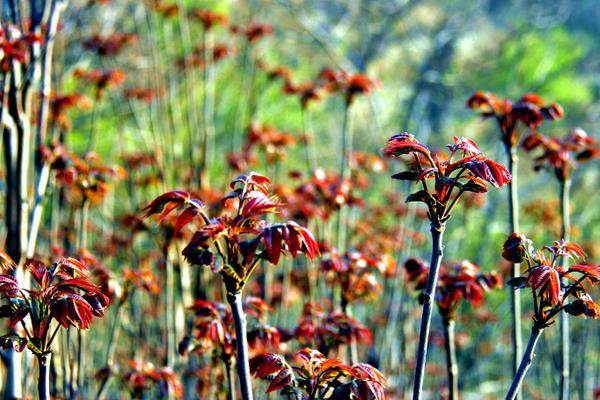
[505,144,522,393]
[412,222,445,400]
[37,354,51,400]
[300,106,316,171]
[339,103,350,181]
[198,28,210,187]
[165,247,176,368]
[559,177,571,400]
[505,326,544,400]
[225,360,236,400]
[443,318,459,400]
[227,291,254,400]
[335,104,351,253]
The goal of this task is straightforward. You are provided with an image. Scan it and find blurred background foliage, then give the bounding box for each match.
[18,0,599,398]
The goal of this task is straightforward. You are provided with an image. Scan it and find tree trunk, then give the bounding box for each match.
[412,222,445,400]
[505,326,544,400]
[227,291,254,400]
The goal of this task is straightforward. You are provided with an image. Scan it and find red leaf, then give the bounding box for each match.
[447,136,481,155]
[502,233,532,263]
[250,353,286,378]
[0,275,20,297]
[465,157,511,188]
[568,264,600,283]
[263,227,282,265]
[266,367,293,393]
[142,190,190,218]
[174,206,200,234]
[0,252,15,273]
[383,132,431,158]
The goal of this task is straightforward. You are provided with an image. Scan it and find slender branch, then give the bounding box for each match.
[37,353,51,400]
[505,326,544,400]
[227,290,254,400]
[559,177,571,400]
[225,359,236,400]
[412,221,445,400]
[505,143,522,392]
[443,318,459,400]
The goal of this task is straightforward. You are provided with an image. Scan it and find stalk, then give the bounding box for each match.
[74,199,89,397]
[336,103,351,252]
[225,359,236,400]
[505,326,544,400]
[505,143,522,389]
[198,28,212,187]
[165,247,176,368]
[339,103,350,181]
[300,106,316,171]
[94,299,124,400]
[443,318,459,400]
[412,222,445,400]
[227,291,254,400]
[559,177,571,400]
[37,354,51,400]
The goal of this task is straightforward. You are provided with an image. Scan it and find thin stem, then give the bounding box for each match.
[301,106,316,171]
[165,247,176,368]
[37,354,51,400]
[559,177,571,400]
[94,299,125,400]
[225,359,236,400]
[505,143,522,390]
[412,222,445,400]
[339,102,350,181]
[227,291,254,400]
[443,318,459,400]
[505,326,544,400]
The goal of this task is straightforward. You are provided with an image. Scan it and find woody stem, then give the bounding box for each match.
[505,325,544,400]
[227,290,253,400]
[505,143,522,394]
[412,221,445,400]
[443,318,459,400]
[559,177,571,400]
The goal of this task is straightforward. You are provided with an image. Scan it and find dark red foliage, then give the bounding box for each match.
[0,251,16,273]
[405,258,501,320]
[231,21,273,43]
[244,123,296,164]
[142,190,206,233]
[522,128,600,181]
[49,92,92,131]
[503,234,600,325]
[467,91,563,147]
[277,169,364,223]
[293,303,372,354]
[46,151,125,206]
[145,173,319,293]
[502,233,533,263]
[0,28,42,72]
[83,32,137,56]
[251,348,385,399]
[121,361,183,399]
[74,68,126,99]
[384,134,510,222]
[151,1,180,18]
[0,256,109,357]
[189,9,228,30]
[322,249,385,305]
